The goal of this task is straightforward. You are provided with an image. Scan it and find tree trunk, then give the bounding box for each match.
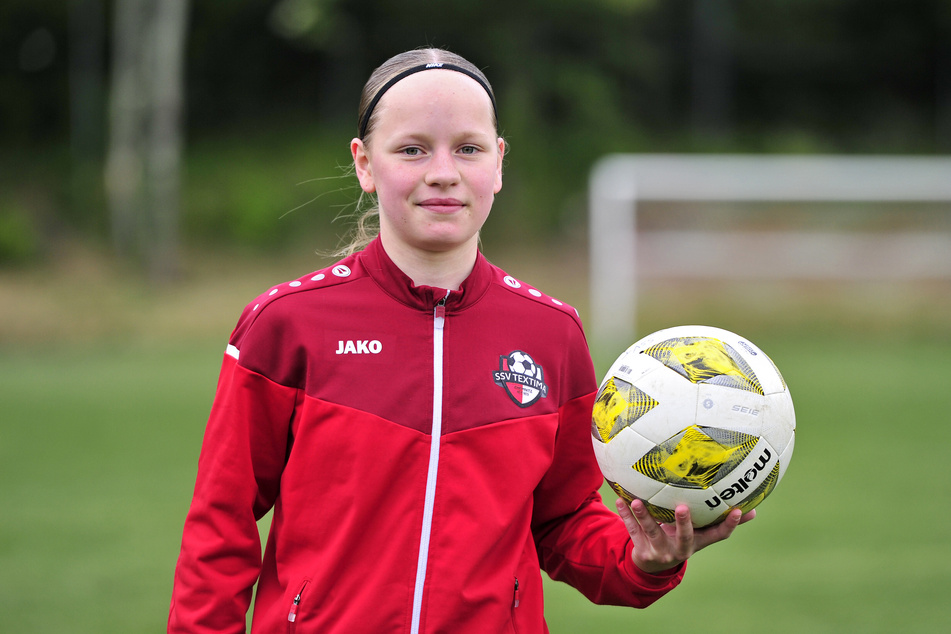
[147,0,189,283]
[105,0,189,283]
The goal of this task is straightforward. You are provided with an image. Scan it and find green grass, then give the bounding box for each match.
[1,329,950,631]
[0,342,220,632]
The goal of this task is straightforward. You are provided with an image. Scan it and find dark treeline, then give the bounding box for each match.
[8,0,950,147]
[3,0,951,255]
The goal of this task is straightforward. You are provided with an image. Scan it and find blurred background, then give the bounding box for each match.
[2,1,950,632]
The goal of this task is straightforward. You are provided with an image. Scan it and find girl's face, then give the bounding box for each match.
[351,70,504,262]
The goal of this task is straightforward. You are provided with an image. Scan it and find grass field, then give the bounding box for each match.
[1,247,950,632]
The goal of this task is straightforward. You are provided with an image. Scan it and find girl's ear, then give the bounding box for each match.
[351,138,376,193]
[494,137,505,194]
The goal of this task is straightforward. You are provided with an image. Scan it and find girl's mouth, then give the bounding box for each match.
[418,198,465,212]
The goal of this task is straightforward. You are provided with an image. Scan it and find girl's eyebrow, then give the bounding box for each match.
[391,129,494,144]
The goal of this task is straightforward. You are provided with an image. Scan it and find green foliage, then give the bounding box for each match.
[183,120,357,250]
[0,206,39,264]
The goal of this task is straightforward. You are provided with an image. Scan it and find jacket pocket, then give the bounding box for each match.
[287,579,309,634]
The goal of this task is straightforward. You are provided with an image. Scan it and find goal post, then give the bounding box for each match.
[588,154,951,348]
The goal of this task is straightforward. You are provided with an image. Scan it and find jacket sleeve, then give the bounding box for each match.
[531,330,685,608]
[168,345,298,633]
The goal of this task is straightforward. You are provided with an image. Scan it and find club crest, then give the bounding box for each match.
[493,350,549,407]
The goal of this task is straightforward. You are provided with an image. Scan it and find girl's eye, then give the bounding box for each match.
[402,147,421,156]
[460,146,479,155]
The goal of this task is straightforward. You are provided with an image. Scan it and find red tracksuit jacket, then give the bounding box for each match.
[169,237,684,633]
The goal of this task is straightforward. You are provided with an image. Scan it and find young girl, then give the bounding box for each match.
[168,47,752,634]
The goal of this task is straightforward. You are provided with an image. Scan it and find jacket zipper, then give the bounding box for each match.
[512,577,521,633]
[287,580,308,632]
[410,291,450,634]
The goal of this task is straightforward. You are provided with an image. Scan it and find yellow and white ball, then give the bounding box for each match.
[592,325,796,527]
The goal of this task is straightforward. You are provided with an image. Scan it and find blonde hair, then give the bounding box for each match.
[336,48,499,257]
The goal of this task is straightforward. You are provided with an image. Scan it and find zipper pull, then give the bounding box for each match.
[434,291,449,325]
[288,591,302,623]
[514,577,520,608]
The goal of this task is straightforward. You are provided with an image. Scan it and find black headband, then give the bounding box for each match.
[358,62,499,140]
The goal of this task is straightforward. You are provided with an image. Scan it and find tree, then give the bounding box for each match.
[104,0,189,282]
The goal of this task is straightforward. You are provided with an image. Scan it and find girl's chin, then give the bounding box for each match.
[406,231,481,254]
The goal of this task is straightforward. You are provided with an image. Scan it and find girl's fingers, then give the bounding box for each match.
[615,497,640,536]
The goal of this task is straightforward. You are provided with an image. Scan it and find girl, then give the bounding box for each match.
[169,47,752,634]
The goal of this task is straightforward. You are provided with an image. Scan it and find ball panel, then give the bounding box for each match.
[710,327,788,396]
[763,390,797,453]
[591,376,659,444]
[593,428,667,499]
[777,433,795,483]
[632,424,759,489]
[616,367,700,445]
[630,325,786,395]
[759,348,788,393]
[610,472,666,502]
[603,345,662,385]
[694,384,770,436]
[642,336,765,395]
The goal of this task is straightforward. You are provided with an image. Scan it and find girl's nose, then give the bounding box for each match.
[424,149,460,186]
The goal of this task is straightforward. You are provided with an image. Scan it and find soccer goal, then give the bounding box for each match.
[588,154,951,347]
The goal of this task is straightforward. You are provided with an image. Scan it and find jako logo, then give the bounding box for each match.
[335,340,382,355]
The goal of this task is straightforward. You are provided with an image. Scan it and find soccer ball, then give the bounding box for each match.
[591,325,795,528]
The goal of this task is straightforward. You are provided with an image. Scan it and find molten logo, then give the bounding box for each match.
[703,447,772,508]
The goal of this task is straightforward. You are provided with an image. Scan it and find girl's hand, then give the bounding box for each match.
[616,498,756,574]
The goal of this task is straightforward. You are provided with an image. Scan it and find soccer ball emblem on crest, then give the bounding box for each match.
[494,350,549,408]
[591,325,796,527]
[509,351,536,377]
